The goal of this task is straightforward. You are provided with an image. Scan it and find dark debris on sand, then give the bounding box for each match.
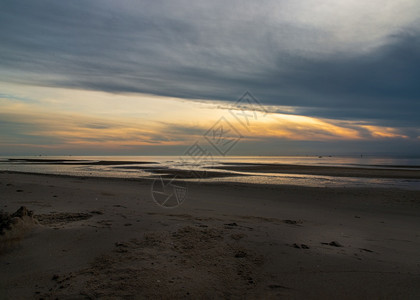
[321,241,344,247]
[34,212,92,226]
[0,206,33,235]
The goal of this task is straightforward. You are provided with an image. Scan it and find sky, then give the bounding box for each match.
[0,0,419,156]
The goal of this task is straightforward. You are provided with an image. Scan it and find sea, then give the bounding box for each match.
[1,155,420,190]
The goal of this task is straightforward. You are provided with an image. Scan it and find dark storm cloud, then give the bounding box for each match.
[0,0,419,128]
[266,34,420,125]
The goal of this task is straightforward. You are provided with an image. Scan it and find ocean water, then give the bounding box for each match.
[1,155,420,190]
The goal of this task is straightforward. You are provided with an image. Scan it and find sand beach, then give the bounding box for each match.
[1,169,419,299]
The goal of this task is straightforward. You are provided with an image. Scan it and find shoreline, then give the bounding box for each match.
[1,169,420,191]
[3,157,420,179]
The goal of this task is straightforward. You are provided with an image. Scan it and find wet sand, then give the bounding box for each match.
[5,158,157,166]
[210,163,420,179]
[4,159,420,180]
[0,172,420,299]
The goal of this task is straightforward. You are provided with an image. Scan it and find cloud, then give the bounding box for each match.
[1,91,417,155]
[0,0,419,155]
[0,109,176,148]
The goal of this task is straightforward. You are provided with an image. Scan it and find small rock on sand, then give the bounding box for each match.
[322,241,343,247]
[292,243,310,249]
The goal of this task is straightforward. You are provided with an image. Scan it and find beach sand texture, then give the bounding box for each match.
[1,171,420,299]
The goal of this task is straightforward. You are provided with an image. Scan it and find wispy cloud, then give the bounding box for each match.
[1,89,417,156]
[0,1,419,128]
